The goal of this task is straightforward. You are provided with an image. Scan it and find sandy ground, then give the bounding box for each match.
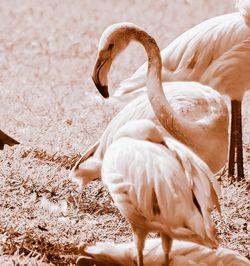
[0,0,249,265]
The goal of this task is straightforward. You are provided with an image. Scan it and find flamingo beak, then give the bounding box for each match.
[0,130,19,150]
[95,83,109,99]
[92,57,110,98]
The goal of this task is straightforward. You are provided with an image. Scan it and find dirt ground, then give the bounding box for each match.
[0,0,249,265]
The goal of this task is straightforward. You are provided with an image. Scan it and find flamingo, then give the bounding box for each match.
[96,120,220,265]
[71,82,228,186]
[0,130,19,150]
[98,119,220,266]
[70,23,229,185]
[200,39,250,180]
[111,0,250,179]
[77,238,250,266]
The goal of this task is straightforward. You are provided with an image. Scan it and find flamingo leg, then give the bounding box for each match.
[235,100,244,180]
[228,100,237,178]
[160,233,172,266]
[133,228,147,266]
[228,100,244,180]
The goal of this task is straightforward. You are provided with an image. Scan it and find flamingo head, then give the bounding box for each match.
[92,22,140,98]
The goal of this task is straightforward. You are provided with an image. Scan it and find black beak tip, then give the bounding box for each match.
[99,85,109,98]
[92,77,109,98]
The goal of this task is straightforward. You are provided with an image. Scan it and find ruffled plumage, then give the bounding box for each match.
[101,120,220,264]
[78,238,250,266]
[116,10,250,95]
[93,82,228,174]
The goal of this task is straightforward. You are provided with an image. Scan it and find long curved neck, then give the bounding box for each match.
[126,27,202,149]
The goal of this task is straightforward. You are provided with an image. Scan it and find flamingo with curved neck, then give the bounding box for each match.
[112,2,250,179]
[70,23,229,186]
[91,22,228,171]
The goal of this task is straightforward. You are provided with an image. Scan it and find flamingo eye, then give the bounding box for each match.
[108,43,114,50]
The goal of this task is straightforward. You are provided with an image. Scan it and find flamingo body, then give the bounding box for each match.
[200,39,250,101]
[78,238,250,266]
[94,82,228,174]
[101,119,220,265]
[117,12,250,96]
[71,82,228,186]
